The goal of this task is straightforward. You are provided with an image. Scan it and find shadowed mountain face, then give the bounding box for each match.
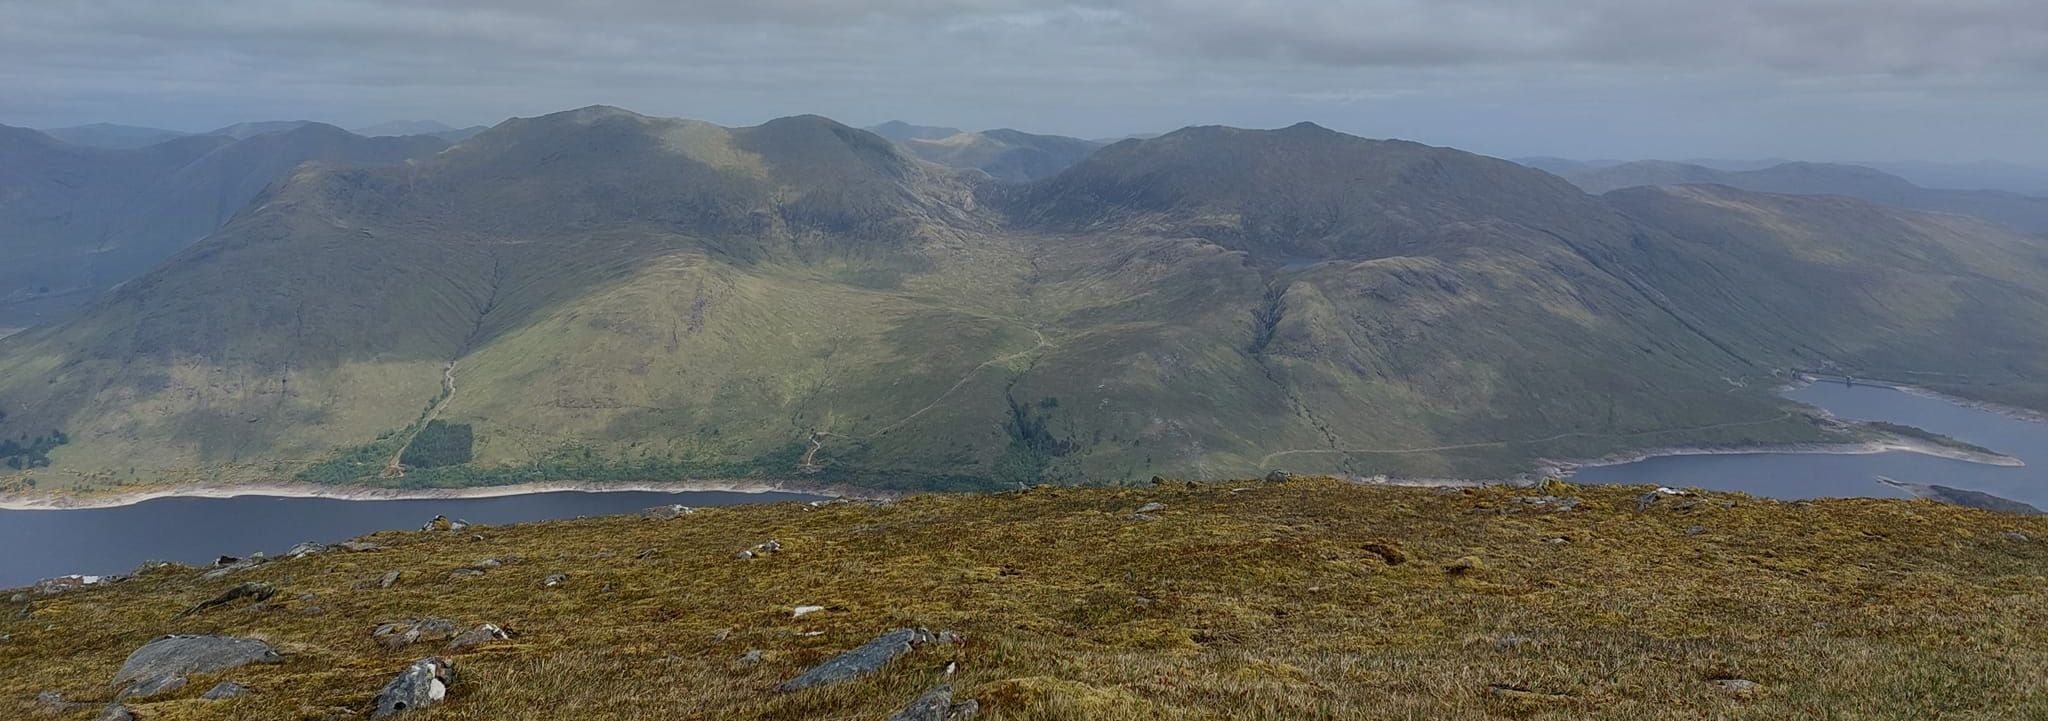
[6,107,2048,492]
[1558,160,2048,234]
[0,123,449,324]
[37,123,190,149]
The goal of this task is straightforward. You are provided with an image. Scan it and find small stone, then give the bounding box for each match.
[36,690,90,712]
[94,704,136,721]
[793,605,827,618]
[449,568,486,579]
[202,681,251,700]
[1444,556,1485,575]
[339,541,387,552]
[1685,526,1706,536]
[446,623,510,651]
[1542,537,1572,544]
[1135,502,1166,514]
[285,541,328,558]
[473,558,503,569]
[641,504,695,521]
[542,573,567,588]
[737,649,764,665]
[887,684,980,721]
[1264,470,1293,483]
[2003,531,2032,543]
[371,657,455,719]
[1635,492,1661,512]
[380,571,403,588]
[375,619,461,650]
[1491,634,1534,650]
[1711,678,1762,697]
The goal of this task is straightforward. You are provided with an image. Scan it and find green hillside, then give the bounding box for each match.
[4,108,2048,493]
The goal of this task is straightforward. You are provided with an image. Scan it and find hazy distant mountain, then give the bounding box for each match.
[865,120,964,142]
[352,119,456,136]
[8,107,2048,492]
[1560,160,2048,234]
[896,128,1103,181]
[205,120,317,139]
[0,122,448,325]
[38,123,190,149]
[1855,160,2048,196]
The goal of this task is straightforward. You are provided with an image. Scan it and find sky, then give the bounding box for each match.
[2,0,2046,164]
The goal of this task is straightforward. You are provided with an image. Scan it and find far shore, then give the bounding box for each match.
[1553,435,2025,478]
[0,478,884,512]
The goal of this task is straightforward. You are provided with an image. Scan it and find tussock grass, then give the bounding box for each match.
[4,478,2043,719]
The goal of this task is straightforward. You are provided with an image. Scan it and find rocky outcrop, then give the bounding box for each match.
[111,635,281,697]
[887,684,980,721]
[446,623,511,651]
[172,581,277,619]
[777,628,935,692]
[371,657,455,719]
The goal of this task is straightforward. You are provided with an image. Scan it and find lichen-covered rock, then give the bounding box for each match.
[446,623,510,651]
[112,635,281,693]
[371,657,455,719]
[375,619,461,650]
[777,628,934,692]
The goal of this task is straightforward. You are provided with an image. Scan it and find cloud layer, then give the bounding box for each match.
[3,1,2044,162]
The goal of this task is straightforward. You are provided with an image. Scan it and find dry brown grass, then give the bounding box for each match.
[4,477,2044,720]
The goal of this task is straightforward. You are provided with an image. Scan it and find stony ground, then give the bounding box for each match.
[3,477,2044,720]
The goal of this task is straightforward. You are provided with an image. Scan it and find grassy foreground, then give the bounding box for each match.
[4,477,2044,720]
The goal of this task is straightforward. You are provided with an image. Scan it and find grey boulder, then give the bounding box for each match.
[777,628,935,692]
[112,635,281,694]
[887,684,980,721]
[446,623,511,651]
[372,657,455,719]
[202,681,252,700]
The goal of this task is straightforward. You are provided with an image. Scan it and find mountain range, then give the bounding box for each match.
[867,121,1104,181]
[1538,159,2048,234]
[4,106,2048,493]
[0,122,451,324]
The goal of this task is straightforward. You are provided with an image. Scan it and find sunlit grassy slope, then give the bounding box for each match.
[5,109,2048,493]
[4,478,2043,720]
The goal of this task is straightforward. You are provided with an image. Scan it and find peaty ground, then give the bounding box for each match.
[3,477,2043,720]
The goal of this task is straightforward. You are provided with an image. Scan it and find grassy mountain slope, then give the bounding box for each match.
[896,129,1104,181]
[8,111,2048,493]
[1606,184,2048,409]
[3,479,2043,720]
[1561,160,2048,234]
[0,123,449,325]
[38,123,191,149]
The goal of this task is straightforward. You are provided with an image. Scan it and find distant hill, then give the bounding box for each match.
[1855,159,2048,196]
[204,120,318,140]
[37,123,189,149]
[352,120,489,144]
[0,122,448,325]
[1559,160,2048,234]
[895,128,1103,181]
[6,108,2048,493]
[865,120,964,142]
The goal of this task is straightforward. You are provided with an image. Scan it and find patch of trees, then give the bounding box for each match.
[1,426,69,470]
[401,421,475,469]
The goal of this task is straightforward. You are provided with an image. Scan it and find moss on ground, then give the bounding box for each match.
[3,478,2043,720]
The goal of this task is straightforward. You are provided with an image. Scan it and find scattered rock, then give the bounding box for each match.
[7,592,25,604]
[202,556,266,580]
[1264,470,1293,483]
[1711,678,1762,697]
[738,539,783,559]
[448,568,487,579]
[1542,536,1572,544]
[112,636,281,696]
[93,704,136,721]
[542,573,567,588]
[887,684,981,721]
[201,681,251,700]
[36,690,91,713]
[371,657,455,719]
[1490,634,1534,650]
[1685,526,1706,536]
[172,581,277,620]
[1636,486,1691,513]
[1361,542,1408,565]
[29,574,112,597]
[737,649,764,665]
[793,605,827,618]
[777,628,936,692]
[1135,502,1166,514]
[641,504,696,521]
[1444,556,1485,576]
[2004,531,2032,543]
[446,623,510,651]
[380,571,403,589]
[285,541,329,558]
[338,541,387,552]
[1517,495,1581,511]
[376,619,462,650]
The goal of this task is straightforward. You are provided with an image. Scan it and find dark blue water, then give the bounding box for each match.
[0,490,821,588]
[1575,382,2048,507]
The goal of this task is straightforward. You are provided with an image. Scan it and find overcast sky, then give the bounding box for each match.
[3,0,2045,163]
